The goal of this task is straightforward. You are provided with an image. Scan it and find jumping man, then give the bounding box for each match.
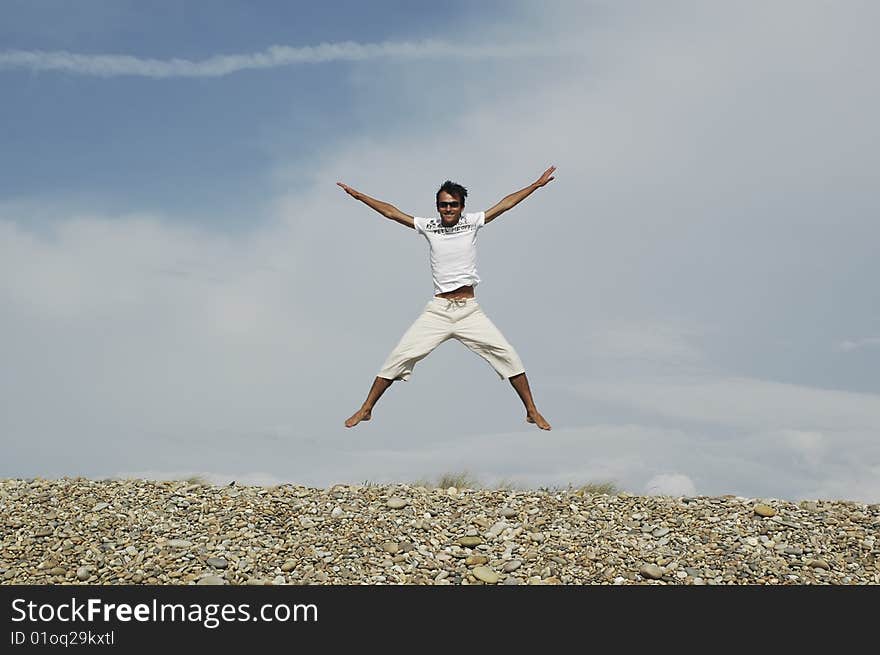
[337,166,556,430]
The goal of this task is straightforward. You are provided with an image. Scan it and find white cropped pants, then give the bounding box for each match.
[378,297,525,382]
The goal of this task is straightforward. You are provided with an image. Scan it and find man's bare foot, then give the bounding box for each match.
[345,408,372,428]
[526,411,552,431]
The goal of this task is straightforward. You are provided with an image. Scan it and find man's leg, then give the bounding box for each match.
[509,372,551,430]
[455,304,551,430]
[345,300,450,428]
[345,376,393,428]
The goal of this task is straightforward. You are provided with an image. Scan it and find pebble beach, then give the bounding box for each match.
[2,477,878,585]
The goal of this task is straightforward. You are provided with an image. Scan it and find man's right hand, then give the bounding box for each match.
[336,182,415,229]
[337,182,359,199]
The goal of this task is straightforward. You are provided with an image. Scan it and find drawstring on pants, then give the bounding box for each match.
[445,298,468,311]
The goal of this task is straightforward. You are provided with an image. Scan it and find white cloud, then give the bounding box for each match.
[835,337,880,353]
[644,473,697,497]
[776,429,826,469]
[573,375,880,432]
[0,40,575,78]
[0,210,335,447]
[582,320,704,366]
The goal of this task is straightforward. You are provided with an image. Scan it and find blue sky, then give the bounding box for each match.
[2,1,879,502]
[2,1,534,229]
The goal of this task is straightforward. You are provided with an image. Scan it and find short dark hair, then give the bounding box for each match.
[436,180,467,207]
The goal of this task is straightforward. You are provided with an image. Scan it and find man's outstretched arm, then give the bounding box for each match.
[484,166,556,224]
[337,182,415,229]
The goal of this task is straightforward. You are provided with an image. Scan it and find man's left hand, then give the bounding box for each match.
[534,166,556,187]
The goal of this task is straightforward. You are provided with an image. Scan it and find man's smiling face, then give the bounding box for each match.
[436,190,464,227]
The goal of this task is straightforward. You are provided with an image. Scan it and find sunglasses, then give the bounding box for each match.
[437,201,461,208]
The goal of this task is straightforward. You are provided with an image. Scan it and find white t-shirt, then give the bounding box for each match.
[413,211,486,295]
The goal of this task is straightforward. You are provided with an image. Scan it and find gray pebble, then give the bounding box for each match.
[197,575,226,585]
[639,564,664,580]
